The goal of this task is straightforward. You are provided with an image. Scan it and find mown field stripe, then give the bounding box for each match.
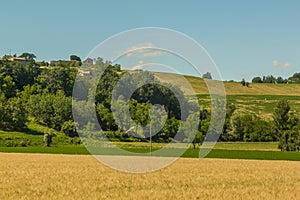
[1,147,300,161]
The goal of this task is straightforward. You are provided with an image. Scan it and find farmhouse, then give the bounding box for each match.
[0,56,26,63]
[83,58,94,65]
[78,68,93,77]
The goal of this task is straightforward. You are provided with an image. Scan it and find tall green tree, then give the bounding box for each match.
[182,112,203,148]
[19,53,36,62]
[273,100,300,151]
[278,130,300,151]
[28,90,72,130]
[273,100,290,132]
[148,104,168,141]
[0,74,16,98]
[230,114,244,141]
[0,94,27,130]
[252,76,263,83]
[36,67,77,96]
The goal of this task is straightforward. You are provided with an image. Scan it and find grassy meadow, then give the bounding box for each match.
[1,153,300,199]
[197,94,300,118]
[0,122,80,148]
[155,72,300,96]
[155,73,300,119]
[1,141,300,161]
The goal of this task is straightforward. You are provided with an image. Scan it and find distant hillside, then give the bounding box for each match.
[154,72,300,119]
[154,72,300,96]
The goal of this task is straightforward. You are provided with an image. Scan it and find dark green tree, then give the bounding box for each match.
[241,78,246,86]
[36,67,77,96]
[231,114,243,140]
[0,74,16,98]
[202,72,212,79]
[252,77,263,83]
[61,120,78,137]
[0,94,28,130]
[273,100,290,131]
[19,53,36,62]
[278,130,300,151]
[264,75,276,83]
[70,55,81,62]
[276,76,284,84]
[28,90,72,130]
[44,130,56,147]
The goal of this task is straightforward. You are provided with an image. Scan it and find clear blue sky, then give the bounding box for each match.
[1,0,299,80]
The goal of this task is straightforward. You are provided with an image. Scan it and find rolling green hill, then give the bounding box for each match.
[154,72,300,118]
[154,72,300,95]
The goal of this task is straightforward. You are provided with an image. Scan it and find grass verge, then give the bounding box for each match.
[1,146,300,161]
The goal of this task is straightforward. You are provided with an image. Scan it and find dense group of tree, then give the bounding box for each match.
[0,53,76,133]
[251,73,300,84]
[223,100,300,150]
[0,53,299,150]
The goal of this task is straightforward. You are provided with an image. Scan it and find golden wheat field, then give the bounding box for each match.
[1,153,300,200]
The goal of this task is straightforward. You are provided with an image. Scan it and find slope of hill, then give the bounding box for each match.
[154,72,300,118]
[154,72,300,96]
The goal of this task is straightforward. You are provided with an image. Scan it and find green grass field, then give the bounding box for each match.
[112,141,279,151]
[197,94,300,118]
[155,73,300,118]
[0,146,89,154]
[0,120,298,161]
[155,73,300,96]
[0,117,297,161]
[1,145,300,161]
[0,122,81,147]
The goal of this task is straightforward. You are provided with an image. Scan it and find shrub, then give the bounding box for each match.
[5,141,17,147]
[44,130,56,147]
[278,131,300,151]
[61,120,78,137]
[19,140,28,147]
[70,137,82,145]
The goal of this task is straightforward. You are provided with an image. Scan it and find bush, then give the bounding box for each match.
[5,141,17,147]
[252,76,263,83]
[61,120,78,137]
[278,131,300,151]
[44,130,56,147]
[19,140,28,147]
[19,138,30,147]
[70,137,82,145]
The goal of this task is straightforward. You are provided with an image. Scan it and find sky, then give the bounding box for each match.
[0,0,299,81]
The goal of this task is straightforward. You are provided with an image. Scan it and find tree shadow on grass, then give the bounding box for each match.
[23,127,44,135]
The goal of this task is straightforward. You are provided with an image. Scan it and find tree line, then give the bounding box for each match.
[251,73,300,84]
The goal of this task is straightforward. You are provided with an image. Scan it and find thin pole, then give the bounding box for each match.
[150,125,152,156]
